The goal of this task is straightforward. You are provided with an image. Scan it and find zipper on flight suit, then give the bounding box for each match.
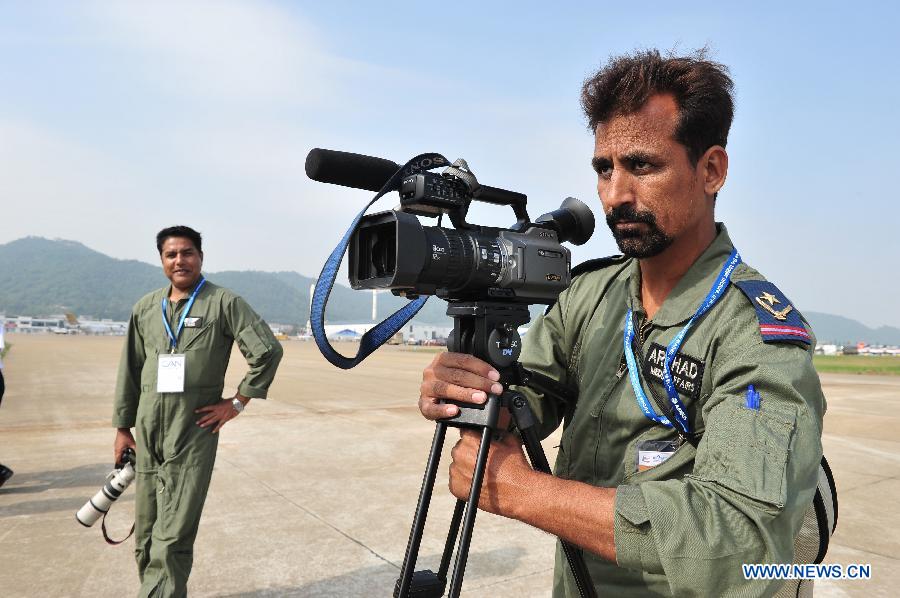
[615,317,653,379]
[638,317,652,345]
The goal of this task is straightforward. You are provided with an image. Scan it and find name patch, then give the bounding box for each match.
[642,342,705,400]
[183,317,203,328]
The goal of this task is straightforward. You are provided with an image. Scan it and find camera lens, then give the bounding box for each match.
[372,236,396,277]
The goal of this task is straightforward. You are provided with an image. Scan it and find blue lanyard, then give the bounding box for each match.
[161,277,206,352]
[623,248,741,434]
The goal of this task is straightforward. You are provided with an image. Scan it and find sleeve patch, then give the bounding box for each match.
[733,280,810,345]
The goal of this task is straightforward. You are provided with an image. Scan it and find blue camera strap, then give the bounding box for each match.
[312,153,450,369]
[623,248,741,434]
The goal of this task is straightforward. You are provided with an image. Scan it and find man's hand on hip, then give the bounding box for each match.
[195,395,248,433]
[419,352,503,420]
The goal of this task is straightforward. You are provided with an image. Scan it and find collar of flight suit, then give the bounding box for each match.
[164,275,209,307]
[625,222,737,327]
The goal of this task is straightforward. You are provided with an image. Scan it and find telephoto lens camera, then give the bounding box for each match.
[76,447,136,528]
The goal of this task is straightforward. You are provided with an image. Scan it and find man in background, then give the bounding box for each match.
[113,225,283,597]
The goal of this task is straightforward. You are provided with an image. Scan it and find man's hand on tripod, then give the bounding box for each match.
[419,352,503,420]
[450,427,619,561]
[448,429,535,518]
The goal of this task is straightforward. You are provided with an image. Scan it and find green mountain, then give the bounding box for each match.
[2,237,898,344]
[0,237,458,325]
[803,312,900,346]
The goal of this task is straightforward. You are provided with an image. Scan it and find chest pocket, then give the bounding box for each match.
[691,398,796,508]
[181,318,219,351]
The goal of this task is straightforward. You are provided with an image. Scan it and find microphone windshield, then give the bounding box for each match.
[305,148,400,193]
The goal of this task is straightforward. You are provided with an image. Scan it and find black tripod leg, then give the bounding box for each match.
[438,499,465,582]
[511,398,597,598]
[447,425,493,598]
[396,422,448,598]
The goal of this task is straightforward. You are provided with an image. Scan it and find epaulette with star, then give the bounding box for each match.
[733,280,811,345]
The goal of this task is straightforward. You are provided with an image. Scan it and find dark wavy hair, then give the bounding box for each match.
[581,49,734,165]
[156,225,203,254]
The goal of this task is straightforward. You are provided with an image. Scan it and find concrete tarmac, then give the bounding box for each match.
[0,335,897,596]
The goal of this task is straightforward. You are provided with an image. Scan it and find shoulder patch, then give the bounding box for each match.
[733,280,810,345]
[571,254,627,278]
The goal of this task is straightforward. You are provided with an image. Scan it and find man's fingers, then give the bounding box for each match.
[418,352,503,421]
[433,364,502,396]
[439,352,500,380]
[430,379,489,404]
[196,413,219,427]
[418,378,504,421]
[421,371,503,405]
[418,396,458,420]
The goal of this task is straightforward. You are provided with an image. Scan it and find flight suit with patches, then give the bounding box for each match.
[113,280,283,598]
[519,224,826,597]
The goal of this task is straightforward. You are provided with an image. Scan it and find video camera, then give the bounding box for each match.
[306,149,599,595]
[305,149,595,304]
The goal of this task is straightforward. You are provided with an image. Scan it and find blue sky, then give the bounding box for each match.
[1,1,898,327]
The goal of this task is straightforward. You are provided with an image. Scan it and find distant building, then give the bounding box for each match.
[322,323,374,339]
[318,321,454,344]
[402,323,454,344]
[76,318,128,335]
[815,344,840,355]
[3,315,128,335]
[4,315,70,334]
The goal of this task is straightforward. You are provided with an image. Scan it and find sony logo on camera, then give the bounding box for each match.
[403,156,448,176]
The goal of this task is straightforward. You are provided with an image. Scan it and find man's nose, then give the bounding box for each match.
[600,170,635,210]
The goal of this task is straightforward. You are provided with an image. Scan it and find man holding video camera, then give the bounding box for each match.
[112,225,283,597]
[418,50,825,596]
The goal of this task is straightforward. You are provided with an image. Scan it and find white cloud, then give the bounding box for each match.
[0,118,163,261]
[85,0,338,105]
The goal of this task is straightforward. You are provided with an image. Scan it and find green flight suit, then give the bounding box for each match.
[519,224,825,597]
[113,280,283,598]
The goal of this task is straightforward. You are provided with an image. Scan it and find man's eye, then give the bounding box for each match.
[633,160,652,171]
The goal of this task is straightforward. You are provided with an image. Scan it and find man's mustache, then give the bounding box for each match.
[605,205,658,228]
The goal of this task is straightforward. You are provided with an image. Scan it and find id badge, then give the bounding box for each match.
[157,353,186,393]
[636,439,679,472]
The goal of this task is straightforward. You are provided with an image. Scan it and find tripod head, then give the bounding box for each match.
[440,301,576,430]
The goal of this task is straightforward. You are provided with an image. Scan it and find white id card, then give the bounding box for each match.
[636,439,679,472]
[157,353,186,393]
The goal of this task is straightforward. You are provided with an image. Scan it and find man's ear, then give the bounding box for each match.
[701,145,728,197]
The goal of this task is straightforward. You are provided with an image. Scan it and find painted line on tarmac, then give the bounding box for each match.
[826,435,900,462]
[217,455,399,570]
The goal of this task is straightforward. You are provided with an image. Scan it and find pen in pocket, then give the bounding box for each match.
[745,384,761,410]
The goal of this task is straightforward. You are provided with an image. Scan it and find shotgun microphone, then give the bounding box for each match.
[305,148,400,192]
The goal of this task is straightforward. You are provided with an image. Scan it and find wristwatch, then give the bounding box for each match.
[231,397,245,414]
